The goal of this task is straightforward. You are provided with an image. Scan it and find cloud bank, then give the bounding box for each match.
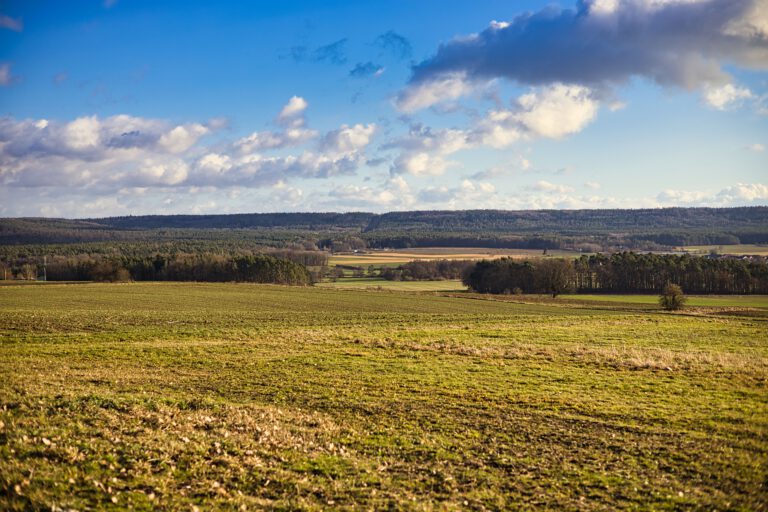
[406,0,767,93]
[0,98,378,195]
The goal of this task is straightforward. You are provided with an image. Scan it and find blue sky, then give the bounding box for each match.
[0,0,766,217]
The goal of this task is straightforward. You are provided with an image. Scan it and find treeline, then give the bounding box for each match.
[573,252,768,294]
[3,207,767,251]
[367,207,768,234]
[463,259,574,297]
[463,253,768,295]
[1,253,313,285]
[381,259,474,281]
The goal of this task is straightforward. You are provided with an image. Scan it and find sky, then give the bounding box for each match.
[0,0,766,217]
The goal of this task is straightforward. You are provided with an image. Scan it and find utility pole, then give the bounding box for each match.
[43,256,47,282]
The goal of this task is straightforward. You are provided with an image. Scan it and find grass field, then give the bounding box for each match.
[679,244,768,256]
[561,293,768,309]
[317,278,466,292]
[329,247,579,267]
[1,283,767,510]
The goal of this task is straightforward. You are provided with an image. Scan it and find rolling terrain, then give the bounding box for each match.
[1,283,766,509]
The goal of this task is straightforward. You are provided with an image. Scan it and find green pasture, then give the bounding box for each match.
[317,278,466,292]
[680,244,768,256]
[561,293,768,309]
[1,282,766,510]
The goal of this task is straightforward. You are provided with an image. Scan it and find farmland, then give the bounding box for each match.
[1,282,767,510]
[328,248,579,267]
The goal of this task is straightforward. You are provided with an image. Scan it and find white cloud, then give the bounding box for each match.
[395,72,481,113]
[235,128,317,153]
[529,180,574,194]
[0,111,372,193]
[326,176,414,208]
[516,84,599,138]
[320,124,377,154]
[272,181,304,205]
[746,143,765,152]
[417,179,496,206]
[390,84,599,176]
[394,152,456,176]
[715,183,768,203]
[657,183,768,205]
[584,181,602,190]
[63,116,101,150]
[133,159,189,186]
[703,83,754,110]
[277,96,308,127]
[387,126,470,176]
[158,123,209,153]
[234,96,320,152]
[478,84,599,143]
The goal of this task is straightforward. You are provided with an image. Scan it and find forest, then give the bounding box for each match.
[3,252,314,285]
[462,253,768,295]
[1,207,766,251]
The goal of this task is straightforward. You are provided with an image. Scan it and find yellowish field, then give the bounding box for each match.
[679,244,768,256]
[329,247,578,266]
[316,278,466,292]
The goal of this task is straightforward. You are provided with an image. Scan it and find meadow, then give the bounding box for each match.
[328,247,578,267]
[679,244,768,256]
[1,282,766,510]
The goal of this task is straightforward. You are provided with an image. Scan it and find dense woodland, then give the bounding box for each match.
[380,259,474,281]
[1,208,767,291]
[1,252,315,285]
[463,253,768,295]
[2,207,766,252]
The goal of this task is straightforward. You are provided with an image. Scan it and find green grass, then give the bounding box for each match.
[328,247,581,266]
[317,277,466,292]
[680,244,768,256]
[561,293,768,309]
[1,283,766,510]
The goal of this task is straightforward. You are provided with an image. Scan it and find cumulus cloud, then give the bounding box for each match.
[0,14,22,32]
[395,72,480,113]
[320,124,377,154]
[235,128,316,153]
[158,124,209,153]
[324,176,414,209]
[277,96,309,127]
[413,0,768,89]
[235,97,317,152]
[418,179,497,207]
[473,83,599,147]
[657,183,768,205]
[0,115,216,190]
[390,84,599,176]
[529,180,575,193]
[703,83,754,109]
[386,125,470,175]
[0,94,383,199]
[515,84,599,138]
[715,183,768,203]
[401,0,768,110]
[584,181,602,190]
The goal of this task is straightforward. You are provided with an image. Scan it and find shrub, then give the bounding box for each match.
[659,283,686,311]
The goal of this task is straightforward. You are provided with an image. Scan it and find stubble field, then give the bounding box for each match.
[1,283,766,510]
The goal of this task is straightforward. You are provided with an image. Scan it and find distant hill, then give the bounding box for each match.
[0,207,766,249]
